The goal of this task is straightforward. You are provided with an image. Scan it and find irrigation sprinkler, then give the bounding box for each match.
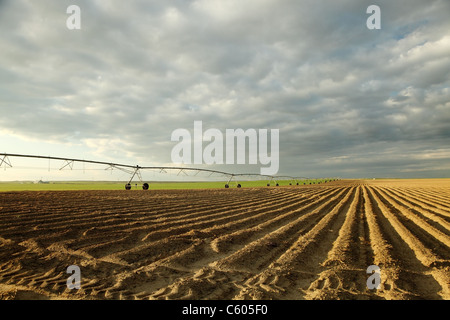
[225,175,233,188]
[124,165,150,190]
[224,174,243,188]
[60,160,74,170]
[0,155,12,169]
[0,153,327,191]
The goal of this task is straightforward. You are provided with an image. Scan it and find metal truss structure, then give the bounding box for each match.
[0,153,335,190]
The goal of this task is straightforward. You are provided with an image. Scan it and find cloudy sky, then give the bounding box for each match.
[0,0,449,181]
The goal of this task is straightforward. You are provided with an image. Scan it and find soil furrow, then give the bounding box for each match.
[373,188,450,262]
[211,187,351,273]
[1,180,449,300]
[366,186,445,299]
[385,188,450,229]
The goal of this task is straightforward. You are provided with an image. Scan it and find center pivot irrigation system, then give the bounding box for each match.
[0,153,337,190]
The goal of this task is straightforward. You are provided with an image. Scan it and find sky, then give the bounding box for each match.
[0,0,449,181]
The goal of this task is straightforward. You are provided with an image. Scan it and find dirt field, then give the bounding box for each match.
[0,179,449,300]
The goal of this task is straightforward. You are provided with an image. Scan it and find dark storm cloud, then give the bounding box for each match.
[0,0,449,177]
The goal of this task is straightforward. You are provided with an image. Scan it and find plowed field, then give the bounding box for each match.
[0,179,449,300]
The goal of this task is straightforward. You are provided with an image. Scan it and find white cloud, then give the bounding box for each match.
[0,0,449,179]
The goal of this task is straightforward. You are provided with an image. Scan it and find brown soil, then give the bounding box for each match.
[0,179,449,300]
